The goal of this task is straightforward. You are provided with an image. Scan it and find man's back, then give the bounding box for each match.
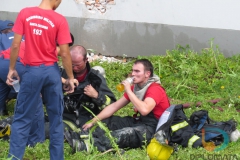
[13,7,71,66]
[7,1,75,160]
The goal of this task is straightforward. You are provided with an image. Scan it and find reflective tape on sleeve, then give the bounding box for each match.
[105,95,111,105]
[171,121,188,132]
[188,135,200,148]
[99,95,111,110]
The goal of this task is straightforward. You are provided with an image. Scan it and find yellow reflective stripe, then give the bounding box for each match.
[63,120,81,133]
[105,95,111,106]
[171,121,188,132]
[99,95,111,110]
[188,135,200,148]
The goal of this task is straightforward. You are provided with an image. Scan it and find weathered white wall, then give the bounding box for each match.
[1,0,240,57]
[1,0,239,30]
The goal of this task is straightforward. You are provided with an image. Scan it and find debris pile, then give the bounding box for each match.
[74,0,115,14]
[87,52,128,63]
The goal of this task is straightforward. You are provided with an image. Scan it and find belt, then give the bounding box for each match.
[26,62,56,67]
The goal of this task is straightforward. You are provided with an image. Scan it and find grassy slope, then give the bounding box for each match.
[1,43,240,160]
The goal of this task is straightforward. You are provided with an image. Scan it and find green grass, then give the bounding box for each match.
[1,41,240,160]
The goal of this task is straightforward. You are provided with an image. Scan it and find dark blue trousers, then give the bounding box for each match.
[0,57,20,112]
[0,57,45,146]
[8,63,64,160]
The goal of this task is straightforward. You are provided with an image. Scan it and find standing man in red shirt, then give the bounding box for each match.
[6,0,76,159]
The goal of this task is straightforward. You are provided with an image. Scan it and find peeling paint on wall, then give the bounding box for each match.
[73,0,115,13]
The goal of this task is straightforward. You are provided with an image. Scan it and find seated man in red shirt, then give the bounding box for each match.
[65,58,170,152]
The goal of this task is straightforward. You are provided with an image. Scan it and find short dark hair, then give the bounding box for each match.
[134,59,154,77]
[69,33,74,47]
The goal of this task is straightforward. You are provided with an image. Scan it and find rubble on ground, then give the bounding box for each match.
[87,52,128,63]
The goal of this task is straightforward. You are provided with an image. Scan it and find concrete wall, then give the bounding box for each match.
[1,0,240,57]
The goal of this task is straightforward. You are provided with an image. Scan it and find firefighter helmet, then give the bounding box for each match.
[147,137,173,160]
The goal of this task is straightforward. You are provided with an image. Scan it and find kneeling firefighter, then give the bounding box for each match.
[45,63,116,139]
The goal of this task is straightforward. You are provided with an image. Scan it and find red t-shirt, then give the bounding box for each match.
[1,41,25,64]
[76,69,88,83]
[12,7,71,66]
[124,83,170,119]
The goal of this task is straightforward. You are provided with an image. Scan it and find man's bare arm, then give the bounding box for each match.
[6,33,22,85]
[82,96,129,130]
[59,44,75,93]
[59,44,74,79]
[123,80,156,116]
[9,33,22,70]
[126,90,156,116]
